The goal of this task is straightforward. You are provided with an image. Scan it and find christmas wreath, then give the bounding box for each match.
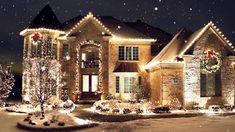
[31,32,43,45]
[200,50,222,73]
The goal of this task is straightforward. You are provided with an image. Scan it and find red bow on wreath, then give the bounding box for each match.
[207,50,214,58]
[33,32,40,41]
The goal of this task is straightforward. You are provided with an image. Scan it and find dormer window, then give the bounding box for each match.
[118,46,139,61]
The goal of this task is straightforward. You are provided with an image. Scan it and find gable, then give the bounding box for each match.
[184,27,234,56]
[144,22,235,70]
[66,13,111,37]
[180,22,235,57]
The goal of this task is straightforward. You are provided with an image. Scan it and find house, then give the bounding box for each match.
[20,5,235,108]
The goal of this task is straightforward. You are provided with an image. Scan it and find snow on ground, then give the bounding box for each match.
[1,108,235,132]
[79,115,235,132]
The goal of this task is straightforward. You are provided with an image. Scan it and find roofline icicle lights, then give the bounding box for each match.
[110,36,156,42]
[179,21,235,57]
[66,12,156,42]
[20,28,65,36]
[66,12,112,36]
[143,61,184,70]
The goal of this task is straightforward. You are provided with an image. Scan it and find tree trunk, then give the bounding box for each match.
[40,100,45,119]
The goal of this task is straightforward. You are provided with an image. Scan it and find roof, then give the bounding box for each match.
[145,21,235,69]
[113,62,140,73]
[125,20,173,56]
[23,5,169,41]
[62,15,152,39]
[28,5,61,29]
[150,28,193,62]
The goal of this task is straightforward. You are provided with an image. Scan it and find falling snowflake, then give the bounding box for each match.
[190,8,193,11]
[154,7,158,11]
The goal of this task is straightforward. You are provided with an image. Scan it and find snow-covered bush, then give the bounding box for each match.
[47,96,64,108]
[123,108,132,114]
[63,99,74,109]
[208,105,221,112]
[223,104,233,111]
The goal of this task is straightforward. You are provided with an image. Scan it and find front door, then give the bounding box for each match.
[81,74,99,100]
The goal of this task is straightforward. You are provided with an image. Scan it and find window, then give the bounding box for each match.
[52,44,57,59]
[118,46,125,60]
[126,47,132,60]
[118,46,139,61]
[133,47,139,60]
[124,77,134,93]
[82,75,89,92]
[116,76,120,93]
[62,44,69,59]
[200,71,221,97]
[91,75,98,92]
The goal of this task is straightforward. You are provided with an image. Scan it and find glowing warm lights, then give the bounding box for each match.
[110,36,156,42]
[66,12,112,36]
[179,21,234,57]
[143,61,184,70]
[20,28,65,36]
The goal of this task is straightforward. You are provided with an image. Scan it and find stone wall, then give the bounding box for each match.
[183,28,235,108]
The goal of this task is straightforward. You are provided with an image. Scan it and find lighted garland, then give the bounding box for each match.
[200,50,222,73]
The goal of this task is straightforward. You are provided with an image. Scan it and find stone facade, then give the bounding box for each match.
[183,28,235,108]
[21,9,235,107]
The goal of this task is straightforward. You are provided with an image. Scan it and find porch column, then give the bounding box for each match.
[100,40,109,100]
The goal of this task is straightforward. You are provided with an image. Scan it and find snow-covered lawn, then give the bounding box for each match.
[79,115,235,132]
[1,108,235,132]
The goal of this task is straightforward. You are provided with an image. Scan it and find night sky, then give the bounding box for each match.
[0,0,235,73]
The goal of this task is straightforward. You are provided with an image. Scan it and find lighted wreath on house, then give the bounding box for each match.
[31,32,43,45]
[200,50,222,73]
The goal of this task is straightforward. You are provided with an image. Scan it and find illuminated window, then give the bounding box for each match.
[116,76,120,93]
[82,75,89,92]
[91,75,98,92]
[124,77,134,93]
[62,44,69,59]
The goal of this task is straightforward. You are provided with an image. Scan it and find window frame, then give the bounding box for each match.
[118,46,139,61]
[124,77,134,93]
[116,76,120,93]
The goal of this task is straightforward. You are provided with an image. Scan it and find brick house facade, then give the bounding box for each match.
[20,5,235,108]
